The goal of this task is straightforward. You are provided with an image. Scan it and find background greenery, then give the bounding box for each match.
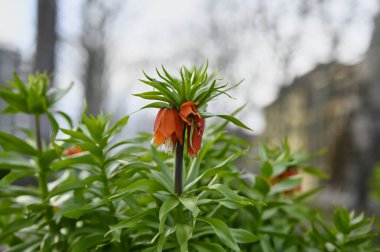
[0,73,378,251]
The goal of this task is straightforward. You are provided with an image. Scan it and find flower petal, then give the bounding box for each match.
[187,117,205,156]
[154,131,166,145]
[153,108,184,146]
[154,108,164,133]
[180,101,198,125]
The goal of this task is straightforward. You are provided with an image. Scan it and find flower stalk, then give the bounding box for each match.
[35,114,54,231]
[174,141,184,195]
[35,114,48,199]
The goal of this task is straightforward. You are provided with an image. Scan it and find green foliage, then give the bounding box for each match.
[0,72,377,251]
[135,62,232,109]
[136,63,252,131]
[0,72,72,114]
[370,164,380,201]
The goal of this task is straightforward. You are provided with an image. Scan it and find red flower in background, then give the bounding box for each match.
[154,108,184,154]
[64,146,83,156]
[180,101,205,157]
[270,168,302,195]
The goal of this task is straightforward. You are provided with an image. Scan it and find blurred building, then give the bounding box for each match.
[264,15,380,210]
[0,47,21,179]
[0,47,21,131]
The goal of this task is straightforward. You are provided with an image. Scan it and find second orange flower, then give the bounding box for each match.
[154,101,204,156]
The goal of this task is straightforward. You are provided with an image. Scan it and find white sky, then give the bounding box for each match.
[0,0,379,134]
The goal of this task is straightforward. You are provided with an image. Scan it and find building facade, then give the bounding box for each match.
[264,14,380,209]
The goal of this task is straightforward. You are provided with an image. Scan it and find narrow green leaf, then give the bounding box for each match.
[47,112,59,148]
[159,197,179,232]
[302,166,329,179]
[108,115,129,137]
[334,208,351,234]
[56,110,74,128]
[294,186,324,201]
[0,152,35,170]
[61,128,93,143]
[260,236,274,252]
[0,170,34,185]
[176,224,192,252]
[0,91,28,113]
[198,217,240,251]
[47,180,87,200]
[0,132,37,155]
[179,196,200,218]
[51,154,96,171]
[215,114,252,131]
[230,228,259,244]
[0,216,38,241]
[71,234,105,252]
[190,242,225,252]
[139,102,169,110]
[0,185,39,197]
[185,133,221,186]
[150,169,173,193]
[48,82,74,107]
[151,146,171,177]
[255,176,270,195]
[109,179,163,200]
[208,184,241,202]
[269,175,302,195]
[59,203,100,219]
[260,161,273,179]
[133,92,175,104]
[105,209,156,237]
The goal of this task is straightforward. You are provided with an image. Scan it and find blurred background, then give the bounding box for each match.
[1,0,380,212]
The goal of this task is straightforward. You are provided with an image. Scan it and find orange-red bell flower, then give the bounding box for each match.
[154,108,184,153]
[186,116,205,156]
[180,101,205,157]
[180,101,199,125]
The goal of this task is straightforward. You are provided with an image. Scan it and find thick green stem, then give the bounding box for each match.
[35,114,42,152]
[175,141,184,196]
[35,114,48,198]
[35,114,54,229]
[100,165,115,214]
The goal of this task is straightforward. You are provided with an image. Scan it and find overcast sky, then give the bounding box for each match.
[0,0,379,133]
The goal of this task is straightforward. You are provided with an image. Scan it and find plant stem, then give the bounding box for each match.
[35,114,48,199]
[35,114,54,229]
[100,164,116,214]
[175,141,184,196]
[35,114,42,152]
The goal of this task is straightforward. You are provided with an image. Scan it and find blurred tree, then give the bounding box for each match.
[80,0,122,115]
[356,12,380,210]
[33,0,58,143]
[34,0,57,75]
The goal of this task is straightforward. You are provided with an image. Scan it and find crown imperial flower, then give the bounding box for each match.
[153,108,184,154]
[135,63,252,194]
[180,101,204,156]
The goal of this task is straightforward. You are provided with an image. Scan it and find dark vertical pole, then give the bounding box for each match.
[34,0,57,75]
[175,141,184,196]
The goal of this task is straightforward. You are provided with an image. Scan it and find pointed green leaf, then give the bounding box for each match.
[109,179,164,200]
[176,224,192,252]
[47,180,87,200]
[51,154,96,171]
[0,132,37,155]
[0,152,35,170]
[230,228,259,244]
[198,217,240,251]
[109,115,129,137]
